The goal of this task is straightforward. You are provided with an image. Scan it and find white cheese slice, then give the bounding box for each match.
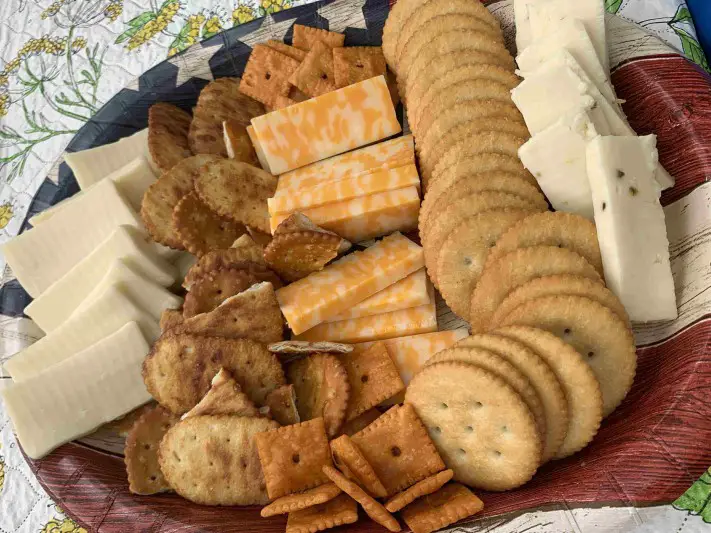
[514,0,538,53]
[519,109,599,219]
[173,251,198,281]
[64,129,156,190]
[2,180,142,298]
[2,321,151,459]
[586,135,677,322]
[6,285,160,382]
[25,225,177,333]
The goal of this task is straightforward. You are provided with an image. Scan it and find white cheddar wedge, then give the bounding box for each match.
[6,286,160,382]
[2,321,151,459]
[246,125,272,174]
[25,225,177,333]
[519,109,599,219]
[586,135,677,322]
[64,129,155,190]
[3,180,142,298]
[73,259,182,320]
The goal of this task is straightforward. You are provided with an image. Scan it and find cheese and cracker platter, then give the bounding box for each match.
[1,0,710,531]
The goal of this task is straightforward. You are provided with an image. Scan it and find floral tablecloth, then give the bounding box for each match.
[0,0,709,531]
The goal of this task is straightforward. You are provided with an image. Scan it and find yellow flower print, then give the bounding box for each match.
[232,4,257,25]
[0,203,13,229]
[260,0,291,15]
[105,0,123,22]
[203,15,223,38]
[121,1,181,51]
[41,516,87,533]
[41,0,66,19]
[0,453,4,492]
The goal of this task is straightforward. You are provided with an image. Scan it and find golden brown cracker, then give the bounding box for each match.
[159,415,278,505]
[405,362,541,491]
[287,354,350,438]
[384,469,454,513]
[183,246,267,289]
[273,213,351,254]
[159,308,184,332]
[340,408,381,436]
[341,342,404,421]
[469,246,602,333]
[264,384,301,426]
[104,402,157,437]
[333,47,387,88]
[255,417,333,499]
[351,404,445,496]
[381,0,427,67]
[322,465,401,532]
[292,24,345,51]
[182,368,260,419]
[148,102,192,172]
[401,483,484,533]
[240,44,301,107]
[330,434,387,498]
[247,226,274,247]
[265,231,344,282]
[285,493,358,533]
[265,39,308,61]
[223,119,259,166]
[143,334,285,413]
[124,405,179,495]
[289,41,336,98]
[182,266,260,317]
[232,233,261,250]
[262,482,342,517]
[195,158,277,233]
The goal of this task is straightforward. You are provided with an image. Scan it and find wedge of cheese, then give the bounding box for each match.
[6,285,160,382]
[294,283,437,343]
[64,129,155,190]
[326,268,430,323]
[3,180,142,298]
[247,125,272,174]
[251,76,401,174]
[268,164,420,216]
[276,232,424,334]
[274,135,415,196]
[2,321,151,459]
[25,225,177,333]
[270,187,421,243]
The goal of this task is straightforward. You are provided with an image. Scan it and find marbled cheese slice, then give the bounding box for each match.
[247,125,272,174]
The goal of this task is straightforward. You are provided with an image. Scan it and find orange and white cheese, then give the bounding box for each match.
[276,232,424,335]
[250,76,401,174]
[246,125,272,173]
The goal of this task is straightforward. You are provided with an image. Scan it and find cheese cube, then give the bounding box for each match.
[274,135,415,196]
[2,321,151,459]
[24,225,178,333]
[586,135,677,321]
[326,268,430,322]
[6,285,160,382]
[246,125,272,174]
[268,164,420,216]
[3,180,142,297]
[250,76,401,174]
[276,232,424,334]
[270,187,421,243]
[519,109,599,219]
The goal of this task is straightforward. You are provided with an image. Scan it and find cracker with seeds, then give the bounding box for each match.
[264,384,301,426]
[341,342,404,421]
[384,469,453,513]
[265,39,308,61]
[333,47,387,88]
[287,354,350,437]
[159,309,184,332]
[340,408,380,436]
[148,102,193,172]
[255,418,332,499]
[261,482,342,517]
[289,41,337,97]
[223,119,259,166]
[195,158,277,234]
[405,362,541,491]
[183,246,267,289]
[240,44,301,107]
[292,24,345,51]
[401,483,484,533]
[351,404,445,496]
[182,368,261,419]
[330,434,387,498]
[124,405,179,495]
[159,415,278,505]
[285,493,358,533]
[143,334,285,413]
[183,266,260,318]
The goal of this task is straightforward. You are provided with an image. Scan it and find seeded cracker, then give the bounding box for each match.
[181,368,260,419]
[182,266,260,318]
[285,493,358,533]
[160,308,184,332]
[384,469,454,513]
[292,24,345,51]
[322,465,401,532]
[289,41,337,98]
[351,404,445,496]
[333,47,387,88]
[341,342,404,421]
[265,39,308,61]
[401,483,484,533]
[124,405,179,495]
[264,384,301,426]
[148,102,193,172]
[330,434,387,498]
[261,483,342,517]
[340,408,381,436]
[159,415,279,505]
[240,44,301,107]
[255,418,332,499]
[144,334,285,413]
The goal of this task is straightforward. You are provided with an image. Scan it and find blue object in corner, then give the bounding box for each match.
[687,0,711,62]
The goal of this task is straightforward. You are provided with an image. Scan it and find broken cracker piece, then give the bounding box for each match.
[289,41,336,98]
[330,434,387,498]
[400,483,484,533]
[261,482,342,517]
[181,368,261,419]
[285,493,358,533]
[265,231,348,282]
[160,309,184,332]
[384,469,454,513]
[264,384,301,426]
[269,341,353,365]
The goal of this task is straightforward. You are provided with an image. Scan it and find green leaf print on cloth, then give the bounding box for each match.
[605,0,623,15]
[673,467,711,523]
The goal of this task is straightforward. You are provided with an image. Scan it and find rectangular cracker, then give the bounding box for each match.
[266,39,307,61]
[333,47,387,88]
[285,493,358,533]
[401,483,484,533]
[292,24,345,51]
[240,44,301,107]
[289,41,337,97]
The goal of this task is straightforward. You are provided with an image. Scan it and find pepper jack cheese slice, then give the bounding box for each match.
[3,180,142,298]
[276,232,424,334]
[2,321,151,459]
[586,135,677,322]
[6,285,160,382]
[25,225,177,333]
[268,164,420,215]
[251,76,401,174]
[270,187,421,243]
[326,268,430,323]
[246,125,272,174]
[274,135,415,196]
